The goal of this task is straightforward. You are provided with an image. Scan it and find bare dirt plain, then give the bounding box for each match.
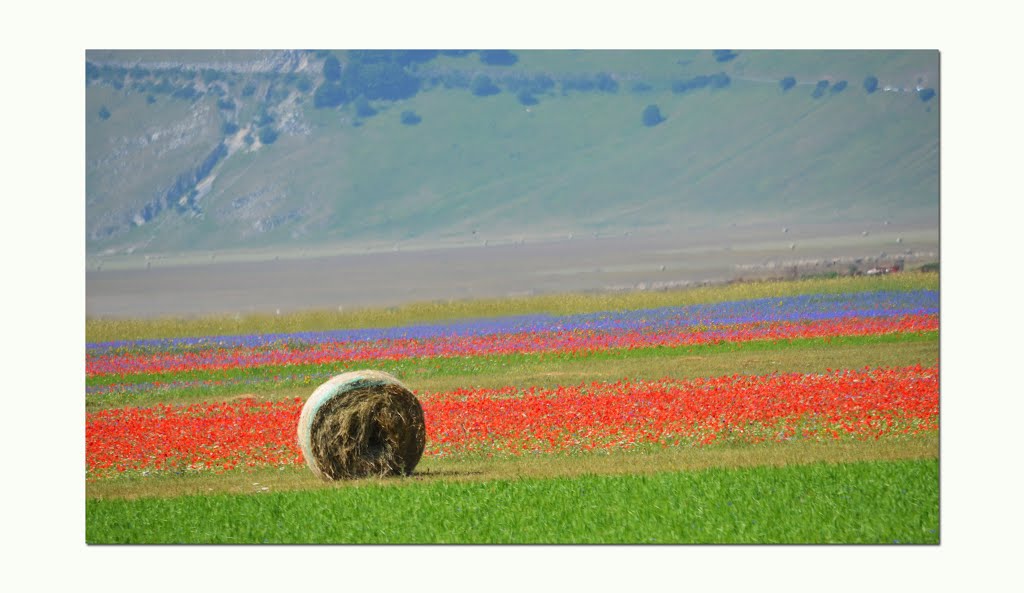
[86,222,938,319]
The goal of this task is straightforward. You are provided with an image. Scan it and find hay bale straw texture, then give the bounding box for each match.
[297,370,426,480]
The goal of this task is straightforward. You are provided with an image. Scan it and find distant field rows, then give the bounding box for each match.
[85,279,937,407]
[86,274,938,342]
[85,331,938,412]
[84,279,938,412]
[88,314,936,379]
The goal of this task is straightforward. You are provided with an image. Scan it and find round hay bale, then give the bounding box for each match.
[297,370,426,480]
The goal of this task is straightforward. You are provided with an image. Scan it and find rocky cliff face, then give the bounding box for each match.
[87,50,316,252]
[86,49,310,74]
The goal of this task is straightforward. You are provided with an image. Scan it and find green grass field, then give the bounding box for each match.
[87,458,938,544]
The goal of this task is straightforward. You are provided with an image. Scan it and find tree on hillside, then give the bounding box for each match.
[151,78,174,95]
[314,82,346,108]
[340,60,420,101]
[672,72,730,94]
[196,143,227,180]
[172,85,200,101]
[918,88,936,102]
[258,125,278,145]
[400,110,422,125]
[672,77,700,94]
[295,76,313,93]
[471,75,501,96]
[811,80,829,98]
[562,75,596,93]
[517,90,539,106]
[264,83,289,104]
[392,50,439,66]
[480,50,518,66]
[323,54,341,81]
[98,105,111,120]
[863,75,879,94]
[202,69,224,84]
[255,110,274,127]
[596,72,619,93]
[830,80,848,94]
[506,73,554,96]
[642,104,665,127]
[354,95,377,117]
[780,76,796,92]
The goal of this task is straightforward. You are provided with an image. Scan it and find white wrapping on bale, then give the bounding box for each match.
[297,370,426,480]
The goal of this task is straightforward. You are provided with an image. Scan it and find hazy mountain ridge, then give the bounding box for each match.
[85,50,938,258]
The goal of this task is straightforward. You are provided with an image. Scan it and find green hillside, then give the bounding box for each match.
[85,50,938,257]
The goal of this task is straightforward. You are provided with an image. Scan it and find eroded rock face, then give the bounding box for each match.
[87,51,312,252]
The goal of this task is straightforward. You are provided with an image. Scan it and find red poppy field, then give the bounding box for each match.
[87,365,937,478]
[85,275,940,543]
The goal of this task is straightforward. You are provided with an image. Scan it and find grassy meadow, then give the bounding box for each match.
[88,458,938,544]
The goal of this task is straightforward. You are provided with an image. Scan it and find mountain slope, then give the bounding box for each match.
[85,49,938,257]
